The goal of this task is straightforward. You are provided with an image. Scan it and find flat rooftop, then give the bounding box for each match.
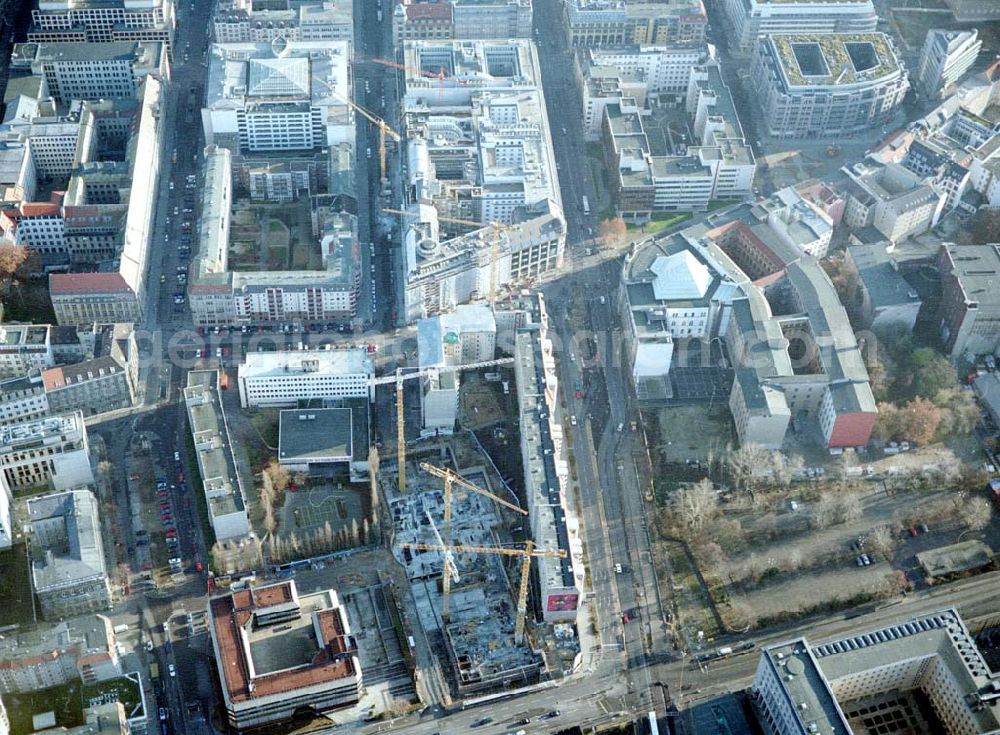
[278,405,369,464]
[769,33,901,87]
[239,349,373,379]
[209,581,358,704]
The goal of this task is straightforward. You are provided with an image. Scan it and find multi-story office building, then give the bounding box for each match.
[916,29,982,101]
[28,0,176,48]
[208,580,361,730]
[27,489,112,620]
[751,608,1000,735]
[393,0,532,43]
[587,43,710,97]
[842,160,944,243]
[184,371,251,541]
[845,241,922,332]
[416,305,497,431]
[0,323,54,378]
[754,186,835,258]
[202,40,353,155]
[0,412,94,492]
[723,0,877,53]
[49,78,164,325]
[399,41,566,321]
[510,294,582,621]
[937,243,1000,358]
[565,0,707,48]
[213,0,353,43]
[621,206,877,448]
[943,0,1000,22]
[750,33,909,139]
[0,615,120,694]
[602,60,754,221]
[237,350,373,408]
[12,41,170,105]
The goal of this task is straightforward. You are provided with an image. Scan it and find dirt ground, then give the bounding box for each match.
[653,404,735,463]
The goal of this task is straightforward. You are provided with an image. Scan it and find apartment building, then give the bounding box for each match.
[589,43,710,96]
[751,33,909,139]
[237,349,373,408]
[511,294,582,621]
[723,0,877,53]
[937,243,1000,358]
[842,160,944,243]
[36,323,136,417]
[187,147,361,326]
[0,374,50,424]
[565,0,707,48]
[0,107,98,182]
[399,41,566,321]
[28,0,176,48]
[12,41,170,105]
[184,371,250,541]
[213,0,353,43]
[49,78,164,325]
[416,305,497,431]
[751,608,1000,735]
[916,29,982,101]
[0,615,120,694]
[208,581,361,730]
[0,323,54,378]
[27,489,112,620]
[0,412,94,492]
[393,0,532,42]
[202,40,353,155]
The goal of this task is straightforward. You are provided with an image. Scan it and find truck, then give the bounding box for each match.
[581,196,590,215]
[150,662,160,681]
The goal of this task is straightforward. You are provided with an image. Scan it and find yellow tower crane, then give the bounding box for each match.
[419,462,526,619]
[369,358,515,493]
[401,541,566,643]
[382,207,510,305]
[313,78,401,177]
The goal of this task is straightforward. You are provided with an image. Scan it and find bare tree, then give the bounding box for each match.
[837,492,863,523]
[0,244,30,294]
[322,521,335,551]
[264,460,291,493]
[809,494,838,529]
[779,547,803,573]
[350,517,361,546]
[960,497,993,532]
[727,443,768,498]
[692,541,726,576]
[869,525,896,561]
[883,570,912,597]
[597,217,628,249]
[674,479,717,536]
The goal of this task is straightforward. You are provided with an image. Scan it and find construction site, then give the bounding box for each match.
[389,459,546,696]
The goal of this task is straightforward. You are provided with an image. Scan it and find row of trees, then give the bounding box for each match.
[266,517,373,563]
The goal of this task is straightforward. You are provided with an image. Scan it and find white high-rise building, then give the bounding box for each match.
[203,40,354,155]
[237,350,374,408]
[723,0,878,52]
[416,305,497,432]
[916,28,982,101]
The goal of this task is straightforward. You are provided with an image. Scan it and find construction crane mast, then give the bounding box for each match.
[382,207,509,304]
[419,462,526,618]
[314,78,401,177]
[370,358,515,492]
[402,542,566,643]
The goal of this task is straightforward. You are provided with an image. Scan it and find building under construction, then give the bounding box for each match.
[390,467,544,695]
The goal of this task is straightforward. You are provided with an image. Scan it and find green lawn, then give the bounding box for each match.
[628,212,691,234]
[5,682,84,734]
[0,544,35,627]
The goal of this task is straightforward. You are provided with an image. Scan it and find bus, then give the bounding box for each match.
[582,196,590,215]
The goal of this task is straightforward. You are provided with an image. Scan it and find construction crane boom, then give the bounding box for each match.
[383,207,507,303]
[314,79,400,177]
[401,541,566,642]
[381,357,514,493]
[420,462,526,516]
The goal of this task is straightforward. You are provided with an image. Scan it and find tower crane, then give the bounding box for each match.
[313,78,401,177]
[419,462,526,618]
[382,207,509,305]
[369,357,515,492]
[401,541,566,643]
